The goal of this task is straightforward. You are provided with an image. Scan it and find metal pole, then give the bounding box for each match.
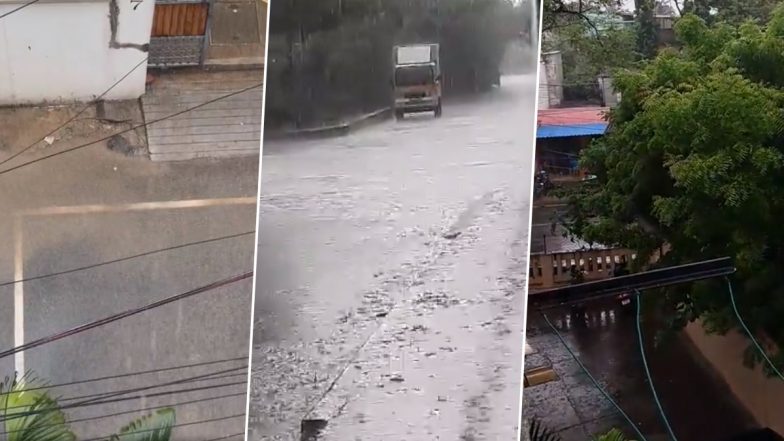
[13,216,24,376]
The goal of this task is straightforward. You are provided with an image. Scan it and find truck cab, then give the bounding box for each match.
[393,44,442,120]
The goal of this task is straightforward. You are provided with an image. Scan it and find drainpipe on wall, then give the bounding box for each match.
[108,0,149,52]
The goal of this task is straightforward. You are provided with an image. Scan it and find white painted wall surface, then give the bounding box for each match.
[538,61,549,110]
[0,0,154,105]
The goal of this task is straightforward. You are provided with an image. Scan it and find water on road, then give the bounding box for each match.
[524,300,756,441]
[251,74,538,440]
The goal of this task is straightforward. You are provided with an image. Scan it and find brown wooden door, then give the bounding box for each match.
[148,2,210,67]
[151,3,209,37]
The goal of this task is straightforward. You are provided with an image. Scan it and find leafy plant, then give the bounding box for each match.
[0,372,176,441]
[561,5,784,376]
[528,418,562,441]
[107,408,175,441]
[593,428,634,441]
[0,374,75,441]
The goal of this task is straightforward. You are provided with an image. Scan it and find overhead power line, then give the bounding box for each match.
[61,366,247,407]
[0,82,264,177]
[727,277,784,381]
[541,311,649,441]
[0,230,253,289]
[204,433,245,441]
[0,0,39,20]
[0,271,253,359]
[80,413,245,441]
[0,379,247,422]
[635,292,678,441]
[0,390,246,437]
[0,365,247,415]
[0,57,149,167]
[0,355,247,397]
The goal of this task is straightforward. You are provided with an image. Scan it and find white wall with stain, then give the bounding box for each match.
[0,0,154,105]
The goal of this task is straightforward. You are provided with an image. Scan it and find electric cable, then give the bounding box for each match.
[0,271,252,359]
[0,366,246,415]
[0,230,253,288]
[635,291,678,441]
[726,277,784,381]
[0,390,245,436]
[0,355,247,397]
[61,366,247,406]
[0,380,247,422]
[0,0,39,20]
[79,413,245,441]
[204,433,245,441]
[0,57,149,167]
[541,311,648,441]
[0,82,264,177]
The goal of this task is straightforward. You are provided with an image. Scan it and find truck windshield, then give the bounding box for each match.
[395,65,434,87]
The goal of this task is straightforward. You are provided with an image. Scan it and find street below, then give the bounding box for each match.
[251,73,536,440]
[0,112,258,439]
[524,299,756,441]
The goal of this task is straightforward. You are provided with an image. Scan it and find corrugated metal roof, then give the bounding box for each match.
[537,123,607,139]
[538,107,608,125]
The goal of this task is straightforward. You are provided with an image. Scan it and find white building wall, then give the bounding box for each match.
[0,0,154,105]
[537,61,549,110]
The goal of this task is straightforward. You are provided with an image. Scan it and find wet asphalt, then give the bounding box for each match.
[250,73,537,440]
[523,300,756,441]
[0,107,258,440]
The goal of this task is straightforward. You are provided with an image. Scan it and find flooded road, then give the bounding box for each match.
[250,74,537,440]
[523,300,756,440]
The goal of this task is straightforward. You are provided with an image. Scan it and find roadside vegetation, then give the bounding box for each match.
[264,0,533,129]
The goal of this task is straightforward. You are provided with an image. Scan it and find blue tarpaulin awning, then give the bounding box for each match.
[537,123,608,139]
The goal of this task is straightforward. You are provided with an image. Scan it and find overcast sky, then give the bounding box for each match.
[620,0,680,14]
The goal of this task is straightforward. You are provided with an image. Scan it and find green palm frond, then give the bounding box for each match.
[528,418,562,441]
[0,373,76,441]
[108,408,176,441]
[593,428,635,441]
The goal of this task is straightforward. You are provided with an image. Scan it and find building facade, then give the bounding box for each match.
[0,0,154,104]
[0,0,267,105]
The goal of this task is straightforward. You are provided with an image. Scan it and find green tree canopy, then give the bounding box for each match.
[543,0,637,102]
[563,6,784,375]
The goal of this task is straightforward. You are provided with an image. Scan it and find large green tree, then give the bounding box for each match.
[543,0,636,102]
[562,6,784,375]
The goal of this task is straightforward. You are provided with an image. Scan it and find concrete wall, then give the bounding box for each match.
[685,321,784,435]
[598,76,620,108]
[539,51,563,109]
[538,61,549,110]
[0,0,154,105]
[528,248,636,291]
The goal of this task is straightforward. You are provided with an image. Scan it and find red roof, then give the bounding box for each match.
[538,107,608,126]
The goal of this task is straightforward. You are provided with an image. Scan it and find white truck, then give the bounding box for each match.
[393,44,442,119]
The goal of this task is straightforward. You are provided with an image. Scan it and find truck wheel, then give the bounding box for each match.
[395,110,404,120]
[434,103,442,118]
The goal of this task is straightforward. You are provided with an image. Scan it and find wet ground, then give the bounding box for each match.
[0,106,258,439]
[250,73,537,439]
[523,300,756,441]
